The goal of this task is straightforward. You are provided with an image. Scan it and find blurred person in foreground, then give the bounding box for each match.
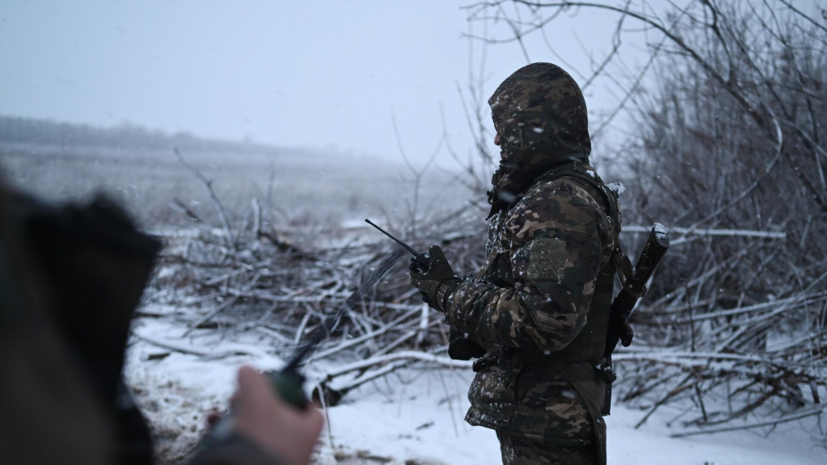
[0,172,323,465]
[409,63,622,465]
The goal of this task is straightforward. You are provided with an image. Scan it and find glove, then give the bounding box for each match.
[409,245,461,313]
[619,316,634,347]
[447,327,486,360]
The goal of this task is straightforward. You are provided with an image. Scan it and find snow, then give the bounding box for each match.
[321,374,824,465]
[125,309,826,465]
[607,181,626,197]
[621,224,786,241]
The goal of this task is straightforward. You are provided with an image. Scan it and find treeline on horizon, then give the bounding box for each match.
[0,115,276,154]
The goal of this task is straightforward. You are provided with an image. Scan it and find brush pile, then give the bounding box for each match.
[143,204,488,403]
[612,228,825,438]
[141,204,825,441]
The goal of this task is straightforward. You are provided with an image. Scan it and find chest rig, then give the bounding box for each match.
[478,162,623,362]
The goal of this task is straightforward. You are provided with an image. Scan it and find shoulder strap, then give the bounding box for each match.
[535,163,634,286]
[535,162,621,232]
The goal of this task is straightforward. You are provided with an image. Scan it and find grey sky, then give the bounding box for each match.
[1,0,660,165]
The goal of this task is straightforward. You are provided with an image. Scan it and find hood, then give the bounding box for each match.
[487,63,592,216]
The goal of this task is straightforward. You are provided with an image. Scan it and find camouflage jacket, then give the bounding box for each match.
[446,173,616,444]
[443,63,618,450]
[447,177,616,355]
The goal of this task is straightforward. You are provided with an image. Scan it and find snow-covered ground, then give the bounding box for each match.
[126,314,825,465]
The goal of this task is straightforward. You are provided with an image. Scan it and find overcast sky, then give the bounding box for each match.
[1,0,669,165]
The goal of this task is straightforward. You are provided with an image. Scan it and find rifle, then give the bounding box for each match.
[602,223,670,415]
[365,219,430,272]
[208,247,404,441]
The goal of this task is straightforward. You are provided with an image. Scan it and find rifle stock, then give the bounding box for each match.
[602,223,669,415]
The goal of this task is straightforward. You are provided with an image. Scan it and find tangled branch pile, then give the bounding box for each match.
[144,202,490,402]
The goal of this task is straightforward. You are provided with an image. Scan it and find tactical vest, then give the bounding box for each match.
[481,162,622,363]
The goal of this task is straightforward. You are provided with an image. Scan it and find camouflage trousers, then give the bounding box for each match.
[496,431,597,465]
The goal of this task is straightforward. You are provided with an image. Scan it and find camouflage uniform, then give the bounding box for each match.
[444,63,621,465]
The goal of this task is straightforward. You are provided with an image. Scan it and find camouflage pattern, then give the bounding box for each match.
[464,355,599,444]
[447,178,616,352]
[442,63,619,464]
[487,62,592,213]
[497,430,596,465]
[446,176,615,446]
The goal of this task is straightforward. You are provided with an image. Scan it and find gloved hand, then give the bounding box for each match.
[619,316,634,347]
[447,327,487,360]
[410,245,462,312]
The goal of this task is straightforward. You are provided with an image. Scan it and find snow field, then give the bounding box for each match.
[125,315,825,465]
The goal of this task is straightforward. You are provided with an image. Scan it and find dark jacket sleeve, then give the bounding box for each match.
[445,179,615,352]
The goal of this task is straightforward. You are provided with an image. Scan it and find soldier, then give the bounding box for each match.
[410,63,622,465]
